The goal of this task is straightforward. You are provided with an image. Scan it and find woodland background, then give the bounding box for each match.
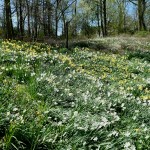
[0,0,150,42]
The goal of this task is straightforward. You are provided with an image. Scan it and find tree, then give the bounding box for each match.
[4,0,13,39]
[26,0,31,37]
[129,0,148,31]
[82,0,108,37]
[19,0,24,38]
[116,0,127,33]
[54,0,61,37]
[103,0,107,36]
[137,0,147,30]
[61,0,77,48]
[2,0,150,40]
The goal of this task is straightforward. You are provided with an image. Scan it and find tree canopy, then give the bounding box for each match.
[0,0,150,40]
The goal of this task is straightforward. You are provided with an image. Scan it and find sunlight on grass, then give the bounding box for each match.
[0,40,150,149]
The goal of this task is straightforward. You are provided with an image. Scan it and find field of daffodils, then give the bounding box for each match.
[0,39,150,150]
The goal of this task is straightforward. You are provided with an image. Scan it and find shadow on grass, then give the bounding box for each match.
[128,50,150,62]
[70,41,109,51]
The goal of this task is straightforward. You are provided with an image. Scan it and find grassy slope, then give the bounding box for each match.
[0,39,150,150]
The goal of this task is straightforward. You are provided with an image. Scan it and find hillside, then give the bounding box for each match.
[0,39,150,149]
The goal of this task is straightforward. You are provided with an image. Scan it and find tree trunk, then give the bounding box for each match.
[96,4,101,37]
[138,0,146,31]
[141,0,146,30]
[100,0,104,37]
[47,0,52,36]
[73,0,77,36]
[66,21,69,49]
[62,11,66,37]
[118,0,124,33]
[123,0,126,32]
[34,0,38,38]
[15,1,20,37]
[55,0,59,37]
[26,0,31,37]
[55,17,58,37]
[43,0,47,36]
[103,0,107,36]
[5,0,13,39]
[19,0,24,39]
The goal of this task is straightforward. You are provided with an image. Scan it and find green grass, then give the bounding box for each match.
[0,39,150,150]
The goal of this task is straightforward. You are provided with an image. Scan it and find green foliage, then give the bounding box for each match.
[0,28,4,37]
[128,50,150,62]
[134,31,150,37]
[81,22,97,38]
[0,40,150,149]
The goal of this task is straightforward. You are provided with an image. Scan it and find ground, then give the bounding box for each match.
[0,37,150,150]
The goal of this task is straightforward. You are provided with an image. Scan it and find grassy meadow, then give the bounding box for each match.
[0,38,150,150]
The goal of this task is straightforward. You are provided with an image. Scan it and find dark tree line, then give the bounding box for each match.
[1,0,150,40]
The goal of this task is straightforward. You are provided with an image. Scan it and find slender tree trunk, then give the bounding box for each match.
[142,0,146,30]
[138,0,142,30]
[43,0,47,36]
[34,0,38,38]
[55,0,61,37]
[73,0,77,36]
[5,0,13,39]
[19,0,24,39]
[96,4,100,37]
[55,0,59,37]
[62,12,66,37]
[10,13,14,36]
[26,0,31,37]
[103,0,107,36]
[118,1,124,33]
[123,0,126,32]
[66,21,69,49]
[100,0,104,37]
[47,0,52,36]
[2,8,6,32]
[55,17,58,37]
[138,0,146,31]
[16,1,20,37]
